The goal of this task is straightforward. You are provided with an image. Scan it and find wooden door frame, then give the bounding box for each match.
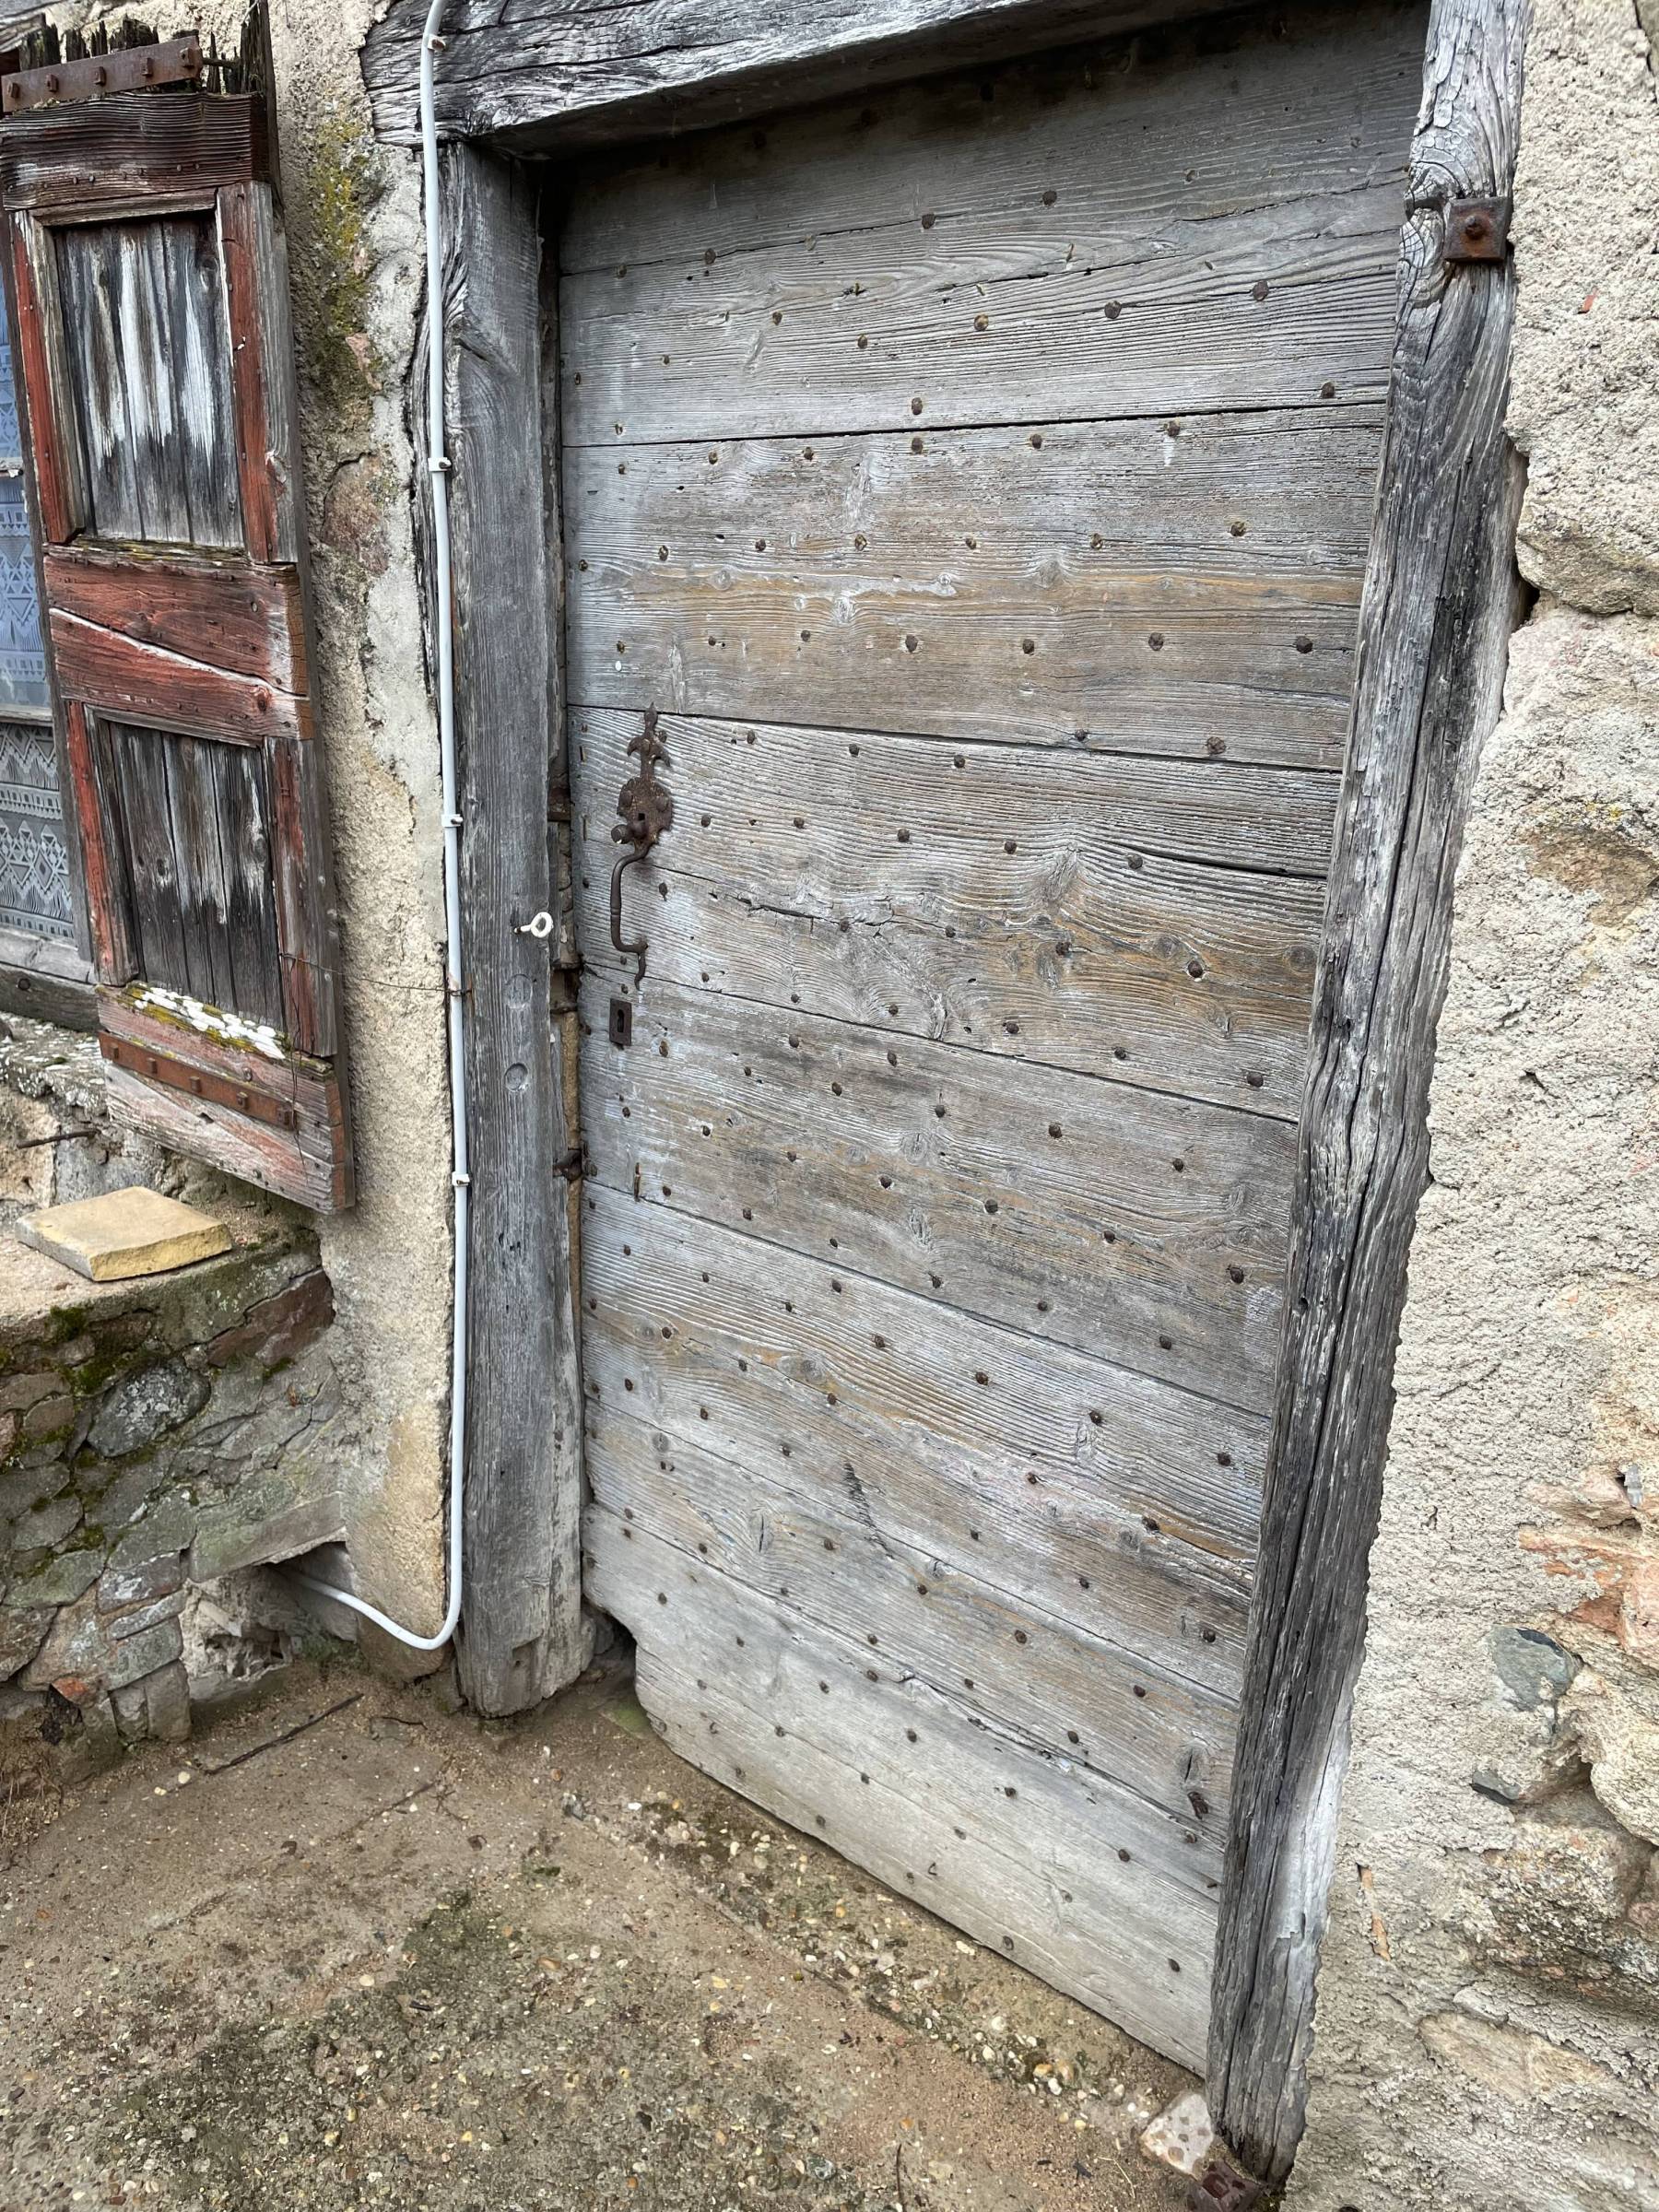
[389,0,1529,2177]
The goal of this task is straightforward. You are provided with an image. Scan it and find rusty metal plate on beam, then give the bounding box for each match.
[100,1033,300,1132]
[1443,195,1511,263]
[2,33,204,114]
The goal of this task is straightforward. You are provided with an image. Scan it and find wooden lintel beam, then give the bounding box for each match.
[362,0,1243,153]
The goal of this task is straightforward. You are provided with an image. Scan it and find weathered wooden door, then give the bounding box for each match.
[561,0,1424,2065]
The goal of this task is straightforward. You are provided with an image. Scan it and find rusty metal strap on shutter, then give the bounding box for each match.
[3,34,208,113]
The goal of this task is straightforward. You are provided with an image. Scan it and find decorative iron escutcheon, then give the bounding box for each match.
[610,705,674,982]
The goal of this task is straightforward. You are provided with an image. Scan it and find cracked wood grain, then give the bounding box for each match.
[435,144,590,1713]
[364,0,1252,151]
[1206,0,1530,2181]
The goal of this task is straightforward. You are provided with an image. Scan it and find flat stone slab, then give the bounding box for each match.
[1141,2089,1216,2176]
[17,1187,232,1283]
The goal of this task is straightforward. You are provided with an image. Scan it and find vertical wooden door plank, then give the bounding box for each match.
[164,213,243,549]
[211,735,285,1027]
[1206,0,1530,2183]
[440,139,588,1714]
[218,182,298,565]
[63,701,131,978]
[109,720,190,991]
[12,209,88,542]
[162,727,239,1013]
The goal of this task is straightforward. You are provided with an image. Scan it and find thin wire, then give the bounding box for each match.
[299,0,465,1651]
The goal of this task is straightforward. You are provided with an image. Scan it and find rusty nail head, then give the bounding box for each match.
[1443,194,1511,264]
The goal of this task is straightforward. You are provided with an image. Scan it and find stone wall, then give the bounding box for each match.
[1291,4,1659,2206]
[0,1018,353,1775]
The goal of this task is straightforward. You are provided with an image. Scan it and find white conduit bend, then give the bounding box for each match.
[300,0,465,1650]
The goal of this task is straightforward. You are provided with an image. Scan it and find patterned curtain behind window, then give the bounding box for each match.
[0,303,71,943]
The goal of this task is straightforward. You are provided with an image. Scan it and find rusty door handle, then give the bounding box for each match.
[608,706,674,982]
[609,841,651,971]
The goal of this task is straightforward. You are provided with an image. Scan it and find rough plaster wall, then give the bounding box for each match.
[33,0,453,1638]
[1291,6,1659,2207]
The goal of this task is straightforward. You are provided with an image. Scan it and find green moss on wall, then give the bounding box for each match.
[291,100,384,421]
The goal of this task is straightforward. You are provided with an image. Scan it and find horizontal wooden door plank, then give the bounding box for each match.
[581,1183,1258,1671]
[571,709,1330,1115]
[565,414,1378,768]
[568,406,1385,584]
[579,976,1296,1412]
[585,1411,1237,1841]
[559,0,1426,274]
[560,192,1403,448]
[591,1520,1215,2066]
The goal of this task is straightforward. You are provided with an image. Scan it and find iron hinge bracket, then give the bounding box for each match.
[1443,196,1511,264]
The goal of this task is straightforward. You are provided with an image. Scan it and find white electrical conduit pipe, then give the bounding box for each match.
[299,0,465,1650]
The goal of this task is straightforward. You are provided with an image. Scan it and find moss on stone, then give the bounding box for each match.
[63,1347,143,1398]
[292,100,384,419]
[44,1305,92,1347]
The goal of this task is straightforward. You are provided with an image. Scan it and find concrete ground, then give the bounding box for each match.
[0,1653,1202,2212]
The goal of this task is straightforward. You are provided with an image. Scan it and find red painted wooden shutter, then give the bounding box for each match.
[0,34,352,1208]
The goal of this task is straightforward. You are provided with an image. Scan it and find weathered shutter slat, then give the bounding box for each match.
[0,44,353,1209]
[42,546,309,690]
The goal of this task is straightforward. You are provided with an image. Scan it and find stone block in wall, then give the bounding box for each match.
[85,1360,211,1462]
[1467,1788,1658,2001]
[56,1689,124,1781]
[97,1549,185,1609]
[17,1493,81,1551]
[188,1475,344,1583]
[1418,2008,1618,2102]
[0,1604,51,1676]
[15,1547,100,1606]
[0,1455,75,1522]
[1559,1664,1659,1847]
[204,1271,334,1374]
[111,1658,190,1747]
[22,1588,184,1695]
[0,1199,349,1756]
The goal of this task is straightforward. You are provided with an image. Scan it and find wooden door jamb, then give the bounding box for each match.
[1205,0,1531,2182]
